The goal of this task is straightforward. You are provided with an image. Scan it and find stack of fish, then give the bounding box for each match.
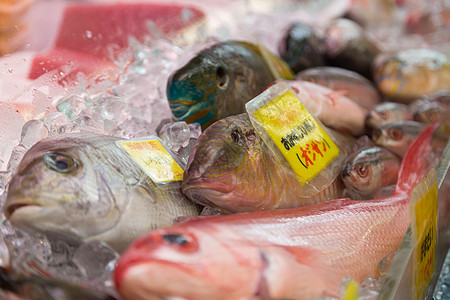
[0,0,32,55]
[0,1,449,299]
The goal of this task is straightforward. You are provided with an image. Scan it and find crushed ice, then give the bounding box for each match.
[0,0,448,298]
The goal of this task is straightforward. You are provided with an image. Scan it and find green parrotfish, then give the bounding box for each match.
[166,40,294,129]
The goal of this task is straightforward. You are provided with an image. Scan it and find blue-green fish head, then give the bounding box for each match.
[167,55,219,129]
[166,41,286,130]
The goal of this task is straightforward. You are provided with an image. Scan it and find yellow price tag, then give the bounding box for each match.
[117,138,184,183]
[251,88,339,184]
[410,168,438,300]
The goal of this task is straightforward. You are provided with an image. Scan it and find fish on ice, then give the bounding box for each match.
[3,133,200,253]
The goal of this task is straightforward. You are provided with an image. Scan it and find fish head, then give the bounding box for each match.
[4,135,124,242]
[279,22,324,73]
[366,102,412,128]
[167,53,221,129]
[341,147,400,196]
[182,114,268,212]
[372,121,425,157]
[167,42,255,130]
[413,101,445,124]
[167,41,277,130]
[114,224,260,300]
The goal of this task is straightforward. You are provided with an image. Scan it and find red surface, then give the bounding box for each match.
[28,2,205,83]
[29,47,116,81]
[54,3,204,59]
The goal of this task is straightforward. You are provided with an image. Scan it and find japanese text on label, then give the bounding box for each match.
[252,89,339,183]
[118,139,184,183]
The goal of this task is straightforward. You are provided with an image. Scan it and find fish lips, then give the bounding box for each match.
[169,98,216,126]
[4,199,39,221]
[182,177,235,209]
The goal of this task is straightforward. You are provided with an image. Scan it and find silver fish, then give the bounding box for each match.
[341,147,400,199]
[3,133,200,253]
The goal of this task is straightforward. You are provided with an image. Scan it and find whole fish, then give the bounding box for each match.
[341,147,401,199]
[278,22,324,74]
[372,121,427,157]
[166,40,294,129]
[114,124,437,300]
[3,133,200,253]
[296,66,382,110]
[182,113,356,213]
[323,18,380,78]
[287,80,368,136]
[373,49,450,103]
[365,102,413,129]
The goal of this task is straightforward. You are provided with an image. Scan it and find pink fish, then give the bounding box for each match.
[114,123,438,300]
[287,80,369,136]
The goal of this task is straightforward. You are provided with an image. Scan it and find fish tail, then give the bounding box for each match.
[394,122,441,195]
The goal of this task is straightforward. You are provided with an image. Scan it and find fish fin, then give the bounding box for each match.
[259,246,326,299]
[325,90,347,107]
[394,122,440,194]
[245,38,295,80]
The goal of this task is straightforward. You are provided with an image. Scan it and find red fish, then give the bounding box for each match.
[114,124,439,300]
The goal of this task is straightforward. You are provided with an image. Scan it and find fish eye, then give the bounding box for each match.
[356,164,369,178]
[161,233,199,253]
[162,233,189,246]
[389,128,403,140]
[231,128,242,144]
[216,66,229,89]
[44,152,79,173]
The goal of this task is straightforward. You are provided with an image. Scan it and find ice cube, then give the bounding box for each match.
[91,94,128,129]
[72,240,119,281]
[41,112,71,135]
[56,94,89,120]
[73,110,105,134]
[109,118,155,139]
[46,240,83,280]
[188,122,202,139]
[176,138,197,165]
[159,121,191,152]
[20,119,49,149]
[6,144,27,174]
[359,276,382,300]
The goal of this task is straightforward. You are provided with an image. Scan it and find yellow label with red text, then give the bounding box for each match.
[252,89,339,184]
[411,178,438,300]
[118,138,184,183]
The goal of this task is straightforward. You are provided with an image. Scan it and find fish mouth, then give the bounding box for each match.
[170,99,215,126]
[182,178,235,209]
[5,203,34,219]
[4,196,39,219]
